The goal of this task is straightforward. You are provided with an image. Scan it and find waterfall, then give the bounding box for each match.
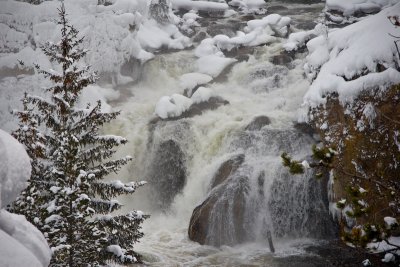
[103,1,335,265]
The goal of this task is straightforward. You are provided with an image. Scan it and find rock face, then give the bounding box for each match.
[188,154,248,246]
[310,84,400,228]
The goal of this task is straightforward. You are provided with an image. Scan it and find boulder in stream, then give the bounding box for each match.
[147,139,187,210]
[188,154,249,246]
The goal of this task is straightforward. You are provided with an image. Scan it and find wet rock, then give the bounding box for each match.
[120,57,142,83]
[188,154,249,246]
[267,5,289,13]
[271,53,293,66]
[244,116,271,131]
[205,20,242,38]
[185,96,230,118]
[224,46,254,62]
[188,176,249,246]
[209,154,245,189]
[293,122,316,138]
[150,97,229,123]
[269,168,337,239]
[192,31,208,43]
[243,62,289,93]
[147,139,186,209]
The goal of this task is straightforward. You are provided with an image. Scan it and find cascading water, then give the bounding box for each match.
[104,1,340,265]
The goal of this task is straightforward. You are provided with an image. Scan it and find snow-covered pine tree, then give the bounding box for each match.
[9,4,148,266]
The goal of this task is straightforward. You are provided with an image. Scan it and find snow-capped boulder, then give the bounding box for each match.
[0,129,31,208]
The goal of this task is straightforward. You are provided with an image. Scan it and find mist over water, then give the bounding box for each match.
[105,1,336,265]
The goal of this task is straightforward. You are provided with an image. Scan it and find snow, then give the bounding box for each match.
[301,160,310,169]
[137,20,191,50]
[191,87,215,103]
[180,11,201,33]
[384,216,398,228]
[0,0,191,74]
[192,13,291,79]
[284,23,327,52]
[155,87,220,118]
[79,85,120,113]
[171,0,229,11]
[326,0,398,17]
[0,210,51,267]
[303,3,400,108]
[382,252,395,262]
[368,236,400,257]
[197,55,237,77]
[0,129,31,208]
[362,259,371,266]
[228,0,266,14]
[155,94,193,119]
[107,244,124,257]
[179,72,213,96]
[0,0,197,131]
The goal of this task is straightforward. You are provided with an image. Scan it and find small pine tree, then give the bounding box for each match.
[8,4,148,266]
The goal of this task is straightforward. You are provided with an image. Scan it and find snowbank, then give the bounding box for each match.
[326,0,398,17]
[0,0,191,75]
[0,130,51,267]
[303,3,400,107]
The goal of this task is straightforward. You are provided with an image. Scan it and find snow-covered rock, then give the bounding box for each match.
[179,72,213,96]
[326,0,398,17]
[303,3,400,107]
[284,23,327,52]
[0,129,31,208]
[155,94,193,119]
[171,0,229,12]
[228,0,266,14]
[191,87,215,103]
[155,87,222,119]
[0,130,51,267]
[197,55,237,77]
[384,216,398,229]
[0,210,51,267]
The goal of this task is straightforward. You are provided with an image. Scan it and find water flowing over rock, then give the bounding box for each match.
[145,120,192,210]
[188,154,249,246]
[189,126,336,246]
[244,115,271,131]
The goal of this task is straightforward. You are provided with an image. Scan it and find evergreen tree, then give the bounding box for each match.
[8,4,148,266]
